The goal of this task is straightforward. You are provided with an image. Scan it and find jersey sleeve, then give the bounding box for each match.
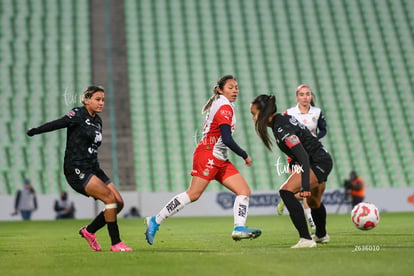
[276,125,310,191]
[290,142,311,191]
[214,105,233,126]
[27,108,81,136]
[317,111,327,139]
[220,124,248,159]
[285,134,301,148]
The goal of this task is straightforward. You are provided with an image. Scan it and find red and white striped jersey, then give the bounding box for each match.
[199,95,235,160]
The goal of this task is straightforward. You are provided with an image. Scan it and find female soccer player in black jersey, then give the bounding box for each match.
[250,94,333,248]
[27,86,132,251]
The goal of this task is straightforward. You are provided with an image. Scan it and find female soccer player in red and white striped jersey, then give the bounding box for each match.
[144,75,261,245]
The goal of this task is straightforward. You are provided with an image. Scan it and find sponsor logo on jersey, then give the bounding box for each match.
[289,116,299,126]
[220,109,232,117]
[85,119,101,129]
[88,147,98,154]
[94,131,102,143]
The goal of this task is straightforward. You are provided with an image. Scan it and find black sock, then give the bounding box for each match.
[279,190,311,239]
[107,222,121,245]
[86,211,106,233]
[311,203,327,238]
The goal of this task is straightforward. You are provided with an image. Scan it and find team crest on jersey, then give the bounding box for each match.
[75,168,85,179]
[203,169,210,176]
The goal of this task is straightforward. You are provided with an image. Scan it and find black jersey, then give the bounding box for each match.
[271,114,329,164]
[29,106,103,170]
[271,113,331,191]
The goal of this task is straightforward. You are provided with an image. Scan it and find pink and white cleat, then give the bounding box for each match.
[79,227,102,251]
[110,242,133,251]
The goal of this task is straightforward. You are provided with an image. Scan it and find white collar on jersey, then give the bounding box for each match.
[294,103,318,114]
[215,94,235,108]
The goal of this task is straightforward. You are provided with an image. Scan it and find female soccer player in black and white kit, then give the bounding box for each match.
[27,86,132,251]
[250,94,332,248]
[278,84,328,237]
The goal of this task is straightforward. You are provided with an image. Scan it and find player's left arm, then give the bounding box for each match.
[317,111,327,139]
[216,105,249,161]
[220,124,248,160]
[284,135,311,192]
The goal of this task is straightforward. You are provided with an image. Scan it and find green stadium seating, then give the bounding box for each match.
[0,0,91,195]
[2,0,413,195]
[124,0,413,192]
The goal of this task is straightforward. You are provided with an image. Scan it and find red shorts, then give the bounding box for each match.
[190,147,239,183]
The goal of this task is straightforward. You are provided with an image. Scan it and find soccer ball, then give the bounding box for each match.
[351,202,380,230]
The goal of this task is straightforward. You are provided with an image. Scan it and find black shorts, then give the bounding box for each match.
[311,155,333,183]
[64,167,111,196]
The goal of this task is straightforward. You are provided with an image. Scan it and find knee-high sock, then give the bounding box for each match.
[87,211,106,233]
[234,195,249,227]
[155,192,191,224]
[107,221,121,245]
[279,190,311,239]
[311,203,327,238]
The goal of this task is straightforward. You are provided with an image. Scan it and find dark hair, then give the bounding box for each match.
[81,85,105,104]
[251,94,277,150]
[202,75,236,113]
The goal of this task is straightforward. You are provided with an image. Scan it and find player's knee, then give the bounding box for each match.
[241,190,251,197]
[307,197,321,209]
[187,190,202,202]
[117,200,124,212]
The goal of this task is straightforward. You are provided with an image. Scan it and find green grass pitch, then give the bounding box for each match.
[0,212,413,275]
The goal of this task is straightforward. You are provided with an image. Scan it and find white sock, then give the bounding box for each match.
[304,208,315,226]
[233,195,249,227]
[155,192,191,224]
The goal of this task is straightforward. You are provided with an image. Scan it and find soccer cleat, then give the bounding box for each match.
[231,226,262,241]
[110,242,133,251]
[312,233,330,244]
[145,216,160,245]
[291,238,317,248]
[79,227,102,251]
[276,200,285,216]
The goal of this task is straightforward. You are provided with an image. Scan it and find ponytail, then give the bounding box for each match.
[201,85,220,113]
[202,75,236,113]
[251,94,277,150]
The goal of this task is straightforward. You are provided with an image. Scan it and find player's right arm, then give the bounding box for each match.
[27,116,70,136]
[27,109,78,136]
